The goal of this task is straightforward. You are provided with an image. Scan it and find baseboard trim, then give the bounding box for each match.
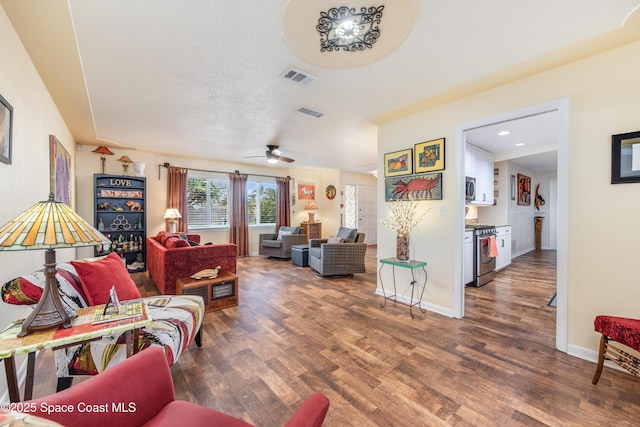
[567,343,628,375]
[374,288,454,318]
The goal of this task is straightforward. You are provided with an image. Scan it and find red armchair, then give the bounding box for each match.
[28,346,329,427]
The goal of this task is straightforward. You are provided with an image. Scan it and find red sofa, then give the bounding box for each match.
[28,346,330,427]
[147,232,237,294]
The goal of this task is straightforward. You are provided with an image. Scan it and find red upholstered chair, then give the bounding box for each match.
[592,315,640,384]
[27,346,330,427]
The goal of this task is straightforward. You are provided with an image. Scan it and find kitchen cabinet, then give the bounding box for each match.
[466,143,494,205]
[495,226,512,271]
[464,230,474,285]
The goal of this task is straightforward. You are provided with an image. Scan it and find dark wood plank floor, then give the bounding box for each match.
[31,248,640,426]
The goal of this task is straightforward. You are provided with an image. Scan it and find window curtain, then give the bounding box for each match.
[229,172,249,256]
[275,176,291,231]
[166,166,188,233]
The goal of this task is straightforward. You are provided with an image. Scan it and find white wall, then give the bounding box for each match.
[0,8,77,401]
[378,38,640,355]
[74,146,366,258]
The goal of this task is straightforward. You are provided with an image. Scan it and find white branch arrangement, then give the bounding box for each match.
[381,201,430,234]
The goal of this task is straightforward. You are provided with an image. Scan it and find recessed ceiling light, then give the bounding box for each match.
[515,142,526,146]
[498,130,511,136]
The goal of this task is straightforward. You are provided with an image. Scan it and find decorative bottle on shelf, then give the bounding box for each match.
[103,234,110,253]
[98,218,105,231]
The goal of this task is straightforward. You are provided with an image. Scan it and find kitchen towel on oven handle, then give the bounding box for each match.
[488,235,499,258]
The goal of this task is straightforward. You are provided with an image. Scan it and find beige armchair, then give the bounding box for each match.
[308,227,367,277]
[259,226,308,259]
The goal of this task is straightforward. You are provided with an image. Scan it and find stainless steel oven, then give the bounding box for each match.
[468,225,496,287]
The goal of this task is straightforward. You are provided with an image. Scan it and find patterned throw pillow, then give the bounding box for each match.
[327,235,345,244]
[277,230,293,241]
[0,263,89,318]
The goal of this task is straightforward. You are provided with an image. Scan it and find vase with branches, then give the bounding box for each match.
[381,201,429,261]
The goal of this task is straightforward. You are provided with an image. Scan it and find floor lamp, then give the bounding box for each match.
[0,193,110,337]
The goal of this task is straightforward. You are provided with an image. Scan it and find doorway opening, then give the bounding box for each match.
[454,98,569,353]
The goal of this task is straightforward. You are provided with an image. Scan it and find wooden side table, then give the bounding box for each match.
[301,222,322,243]
[0,303,151,402]
[177,271,238,312]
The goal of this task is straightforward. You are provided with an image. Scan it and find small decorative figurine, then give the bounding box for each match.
[125,200,142,211]
[190,266,221,280]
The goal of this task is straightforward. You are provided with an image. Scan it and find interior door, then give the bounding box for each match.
[356,185,376,245]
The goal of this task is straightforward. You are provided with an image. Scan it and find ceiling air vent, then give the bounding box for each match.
[296,106,324,119]
[281,67,317,85]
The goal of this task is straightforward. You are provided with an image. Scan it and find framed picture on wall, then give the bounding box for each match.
[384,172,442,201]
[384,148,412,177]
[414,138,445,173]
[298,183,316,200]
[0,94,12,165]
[50,135,72,206]
[611,130,640,184]
[517,173,531,206]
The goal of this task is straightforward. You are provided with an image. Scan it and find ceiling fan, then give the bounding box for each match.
[245,145,295,164]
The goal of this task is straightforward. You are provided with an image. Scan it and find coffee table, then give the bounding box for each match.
[177,271,238,312]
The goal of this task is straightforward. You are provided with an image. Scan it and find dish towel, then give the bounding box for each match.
[488,236,499,258]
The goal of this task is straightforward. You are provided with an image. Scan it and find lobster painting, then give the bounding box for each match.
[385,172,442,201]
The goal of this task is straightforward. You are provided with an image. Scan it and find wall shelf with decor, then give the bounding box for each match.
[94,174,146,273]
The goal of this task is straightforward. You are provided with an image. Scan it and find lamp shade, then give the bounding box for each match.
[0,193,110,250]
[303,201,318,211]
[0,194,110,337]
[92,146,114,156]
[163,208,182,220]
[117,155,133,163]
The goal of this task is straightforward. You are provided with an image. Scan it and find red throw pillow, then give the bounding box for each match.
[71,252,141,305]
[156,231,172,245]
[166,236,189,248]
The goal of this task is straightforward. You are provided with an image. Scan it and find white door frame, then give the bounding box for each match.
[454,97,569,353]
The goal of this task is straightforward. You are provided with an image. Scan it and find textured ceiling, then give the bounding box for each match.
[2,0,640,173]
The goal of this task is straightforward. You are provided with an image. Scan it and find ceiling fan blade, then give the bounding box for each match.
[243,155,265,159]
[278,155,295,163]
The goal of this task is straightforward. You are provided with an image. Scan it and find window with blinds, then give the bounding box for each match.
[187,173,229,228]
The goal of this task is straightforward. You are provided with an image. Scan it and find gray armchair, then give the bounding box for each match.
[308,227,367,277]
[259,226,308,259]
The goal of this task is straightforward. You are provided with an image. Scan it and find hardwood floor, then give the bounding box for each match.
[32,248,640,426]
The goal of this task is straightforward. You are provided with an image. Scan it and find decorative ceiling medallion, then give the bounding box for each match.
[282,0,415,69]
[317,6,384,52]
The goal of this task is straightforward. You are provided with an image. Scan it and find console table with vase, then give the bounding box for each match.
[378,258,428,318]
